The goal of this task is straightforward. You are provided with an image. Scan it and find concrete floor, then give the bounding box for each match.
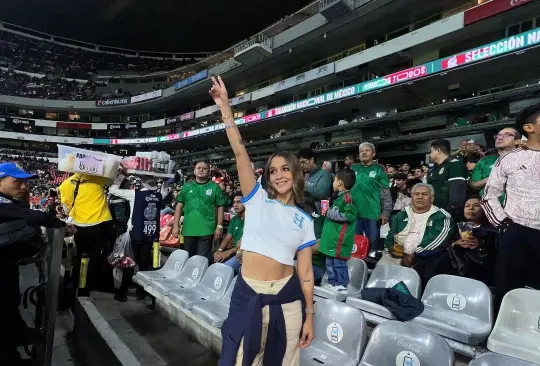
[90,291,219,366]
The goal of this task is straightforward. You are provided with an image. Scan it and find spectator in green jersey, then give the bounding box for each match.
[215,192,245,269]
[350,142,392,257]
[427,139,468,220]
[172,161,227,262]
[298,148,333,214]
[469,127,520,200]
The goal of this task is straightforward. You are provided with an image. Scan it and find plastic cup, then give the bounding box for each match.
[458,222,474,239]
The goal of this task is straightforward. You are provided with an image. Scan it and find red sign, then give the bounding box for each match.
[384,65,427,85]
[56,122,91,129]
[464,0,533,25]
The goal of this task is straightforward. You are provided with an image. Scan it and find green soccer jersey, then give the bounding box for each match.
[177,180,227,237]
[427,157,468,210]
[227,214,244,247]
[470,155,504,204]
[350,163,389,220]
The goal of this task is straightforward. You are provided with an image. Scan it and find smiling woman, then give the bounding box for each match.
[209,76,315,365]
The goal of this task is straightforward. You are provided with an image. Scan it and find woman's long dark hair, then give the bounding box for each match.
[264,151,305,209]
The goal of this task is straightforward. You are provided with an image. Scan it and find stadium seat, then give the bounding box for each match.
[300,299,367,366]
[469,352,537,366]
[134,249,188,285]
[148,255,208,295]
[487,288,540,364]
[408,275,493,345]
[345,264,421,319]
[191,277,237,328]
[359,321,454,366]
[167,263,234,310]
[313,258,367,302]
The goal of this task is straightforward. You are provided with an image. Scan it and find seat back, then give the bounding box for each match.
[469,352,537,366]
[422,275,493,324]
[366,264,422,298]
[161,249,188,274]
[494,288,540,335]
[179,255,208,283]
[347,258,368,296]
[196,263,234,299]
[220,277,237,305]
[360,321,454,366]
[313,299,367,363]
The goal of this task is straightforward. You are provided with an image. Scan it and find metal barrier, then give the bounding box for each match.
[25,227,66,366]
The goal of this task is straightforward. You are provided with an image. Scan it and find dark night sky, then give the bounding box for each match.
[0,0,314,53]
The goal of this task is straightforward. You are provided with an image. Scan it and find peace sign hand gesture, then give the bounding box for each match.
[209,75,230,109]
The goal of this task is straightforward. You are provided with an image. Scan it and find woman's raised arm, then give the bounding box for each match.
[209,76,256,197]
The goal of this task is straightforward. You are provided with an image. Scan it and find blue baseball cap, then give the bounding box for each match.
[0,162,38,179]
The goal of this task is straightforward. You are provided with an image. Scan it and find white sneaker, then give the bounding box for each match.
[332,285,348,292]
[321,283,334,289]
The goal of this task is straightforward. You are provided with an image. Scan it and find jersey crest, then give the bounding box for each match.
[369,171,376,178]
[293,213,305,228]
[439,167,445,174]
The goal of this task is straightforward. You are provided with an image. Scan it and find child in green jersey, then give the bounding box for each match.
[318,169,357,291]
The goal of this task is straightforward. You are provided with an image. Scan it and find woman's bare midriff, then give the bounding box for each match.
[241,251,294,281]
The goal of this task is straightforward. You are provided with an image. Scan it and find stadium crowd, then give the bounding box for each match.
[0,30,196,101]
[0,30,189,78]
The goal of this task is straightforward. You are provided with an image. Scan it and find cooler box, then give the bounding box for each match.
[57,145,122,179]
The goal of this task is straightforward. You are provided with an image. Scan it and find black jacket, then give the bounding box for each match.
[0,192,65,261]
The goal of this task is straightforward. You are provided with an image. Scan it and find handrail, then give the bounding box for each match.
[40,227,66,366]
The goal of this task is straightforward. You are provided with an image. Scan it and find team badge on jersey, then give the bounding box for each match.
[293,213,305,228]
[439,167,445,174]
[369,171,376,178]
[144,204,157,220]
[206,189,212,196]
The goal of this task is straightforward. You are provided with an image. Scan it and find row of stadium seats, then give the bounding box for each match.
[134,250,540,365]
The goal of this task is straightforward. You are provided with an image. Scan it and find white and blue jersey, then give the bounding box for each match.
[240,182,316,266]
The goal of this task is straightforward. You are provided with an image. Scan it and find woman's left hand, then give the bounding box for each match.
[299,317,314,348]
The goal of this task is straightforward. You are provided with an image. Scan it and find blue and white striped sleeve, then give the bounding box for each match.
[298,215,316,251]
[240,181,266,206]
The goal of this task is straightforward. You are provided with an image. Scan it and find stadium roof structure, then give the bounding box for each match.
[0,0,314,53]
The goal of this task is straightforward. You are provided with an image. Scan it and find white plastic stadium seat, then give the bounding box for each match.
[191,277,237,328]
[408,274,493,345]
[300,299,367,366]
[359,321,454,366]
[469,352,537,366]
[135,249,188,285]
[346,264,421,319]
[149,255,208,295]
[313,258,367,302]
[487,288,540,365]
[167,263,234,310]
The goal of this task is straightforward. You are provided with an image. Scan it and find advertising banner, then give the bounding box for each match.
[130,90,163,104]
[95,97,131,107]
[174,70,208,90]
[165,111,195,125]
[464,0,533,25]
[302,63,335,84]
[274,75,298,93]
[439,28,540,71]
[92,27,540,146]
[107,123,141,130]
[7,117,35,126]
[230,93,252,106]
